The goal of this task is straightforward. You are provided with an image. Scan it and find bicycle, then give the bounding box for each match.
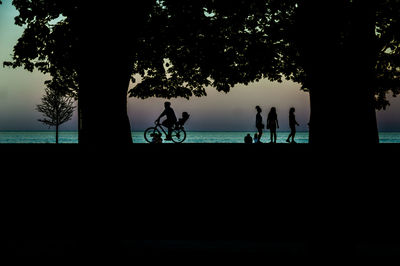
[144,121,187,144]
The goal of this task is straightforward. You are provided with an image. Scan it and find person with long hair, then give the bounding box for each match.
[267,107,279,143]
[286,107,300,143]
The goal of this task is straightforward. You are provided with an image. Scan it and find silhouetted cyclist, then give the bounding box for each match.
[156,101,177,141]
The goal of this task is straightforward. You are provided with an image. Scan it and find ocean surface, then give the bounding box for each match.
[0,131,399,144]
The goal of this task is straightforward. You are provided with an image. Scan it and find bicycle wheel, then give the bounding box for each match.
[144,127,161,143]
[171,128,187,143]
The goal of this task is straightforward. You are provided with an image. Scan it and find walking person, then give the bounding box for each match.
[286,107,300,144]
[255,106,264,143]
[267,107,279,143]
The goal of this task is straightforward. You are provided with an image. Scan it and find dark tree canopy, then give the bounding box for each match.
[284,0,400,111]
[5,0,399,109]
[129,0,294,99]
[374,0,400,109]
[4,0,292,100]
[4,0,79,97]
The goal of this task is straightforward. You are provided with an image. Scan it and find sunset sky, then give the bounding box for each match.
[1,1,399,132]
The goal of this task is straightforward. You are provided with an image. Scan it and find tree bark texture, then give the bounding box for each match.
[296,0,379,144]
[73,3,154,144]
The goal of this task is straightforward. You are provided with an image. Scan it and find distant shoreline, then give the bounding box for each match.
[1,130,400,133]
[1,131,400,144]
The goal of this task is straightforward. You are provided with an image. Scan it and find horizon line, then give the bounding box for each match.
[1,130,400,133]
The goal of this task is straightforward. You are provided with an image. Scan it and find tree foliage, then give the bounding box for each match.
[4,1,293,100]
[4,0,400,109]
[129,0,295,99]
[374,0,400,109]
[279,0,400,110]
[3,0,79,98]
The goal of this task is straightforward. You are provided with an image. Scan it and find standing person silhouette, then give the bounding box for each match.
[267,107,279,143]
[255,106,264,143]
[286,107,300,143]
[156,102,177,141]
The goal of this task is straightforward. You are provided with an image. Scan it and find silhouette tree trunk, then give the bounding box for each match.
[297,0,379,145]
[72,3,155,145]
[78,56,133,145]
[295,0,379,257]
[73,5,143,145]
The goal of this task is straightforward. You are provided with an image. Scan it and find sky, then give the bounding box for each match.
[0,0,399,132]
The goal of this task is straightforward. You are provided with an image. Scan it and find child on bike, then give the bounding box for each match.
[176,112,190,129]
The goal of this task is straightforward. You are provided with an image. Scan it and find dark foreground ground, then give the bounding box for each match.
[1,143,399,258]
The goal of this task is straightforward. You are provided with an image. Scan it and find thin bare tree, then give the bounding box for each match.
[36,87,75,144]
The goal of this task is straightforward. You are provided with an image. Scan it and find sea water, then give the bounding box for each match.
[0,131,399,144]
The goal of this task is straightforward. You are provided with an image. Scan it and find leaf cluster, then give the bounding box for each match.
[129,0,296,99]
[4,1,80,97]
[374,0,400,110]
[4,0,400,110]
